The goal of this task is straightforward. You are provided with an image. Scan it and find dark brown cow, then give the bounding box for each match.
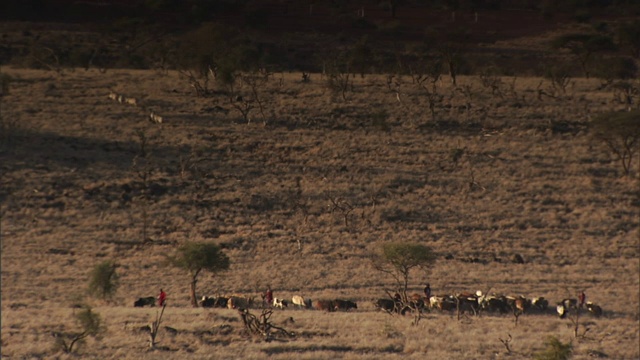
[480,296,510,314]
[457,294,480,315]
[334,299,357,311]
[375,298,397,313]
[314,300,335,312]
[134,296,155,307]
[586,302,603,317]
[530,297,549,312]
[200,296,215,308]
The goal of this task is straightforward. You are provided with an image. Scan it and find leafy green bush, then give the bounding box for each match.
[88,260,119,301]
[534,336,573,360]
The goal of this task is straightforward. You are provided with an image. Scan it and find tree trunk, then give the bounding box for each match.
[190,276,198,307]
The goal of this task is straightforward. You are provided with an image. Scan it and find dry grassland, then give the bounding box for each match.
[1,67,638,359]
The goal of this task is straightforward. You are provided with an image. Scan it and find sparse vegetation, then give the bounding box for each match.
[52,306,103,354]
[371,243,436,302]
[534,336,573,360]
[87,260,119,301]
[2,4,640,356]
[590,110,640,175]
[166,242,230,307]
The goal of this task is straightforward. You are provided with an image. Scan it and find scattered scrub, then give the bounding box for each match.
[87,260,119,301]
[534,336,573,360]
[52,306,103,354]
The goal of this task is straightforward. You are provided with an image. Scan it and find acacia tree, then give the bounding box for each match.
[87,260,119,302]
[166,242,230,307]
[590,110,640,176]
[371,242,436,302]
[550,33,617,78]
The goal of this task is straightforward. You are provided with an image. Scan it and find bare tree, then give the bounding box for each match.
[148,303,166,349]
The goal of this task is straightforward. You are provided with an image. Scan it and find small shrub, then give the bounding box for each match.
[52,306,103,354]
[87,260,119,301]
[534,336,573,360]
[590,110,640,175]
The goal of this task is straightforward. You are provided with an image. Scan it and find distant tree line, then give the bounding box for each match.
[2,0,639,80]
[2,0,640,23]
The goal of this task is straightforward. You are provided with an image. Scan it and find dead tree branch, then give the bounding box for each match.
[238,308,295,342]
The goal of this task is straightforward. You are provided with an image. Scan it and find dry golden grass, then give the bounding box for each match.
[1,67,638,359]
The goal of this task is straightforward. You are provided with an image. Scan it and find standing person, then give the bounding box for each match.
[424,284,432,300]
[158,288,167,307]
[578,291,586,308]
[264,286,273,307]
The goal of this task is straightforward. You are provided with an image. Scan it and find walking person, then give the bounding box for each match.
[264,285,273,307]
[424,284,432,300]
[158,288,167,307]
[578,291,586,308]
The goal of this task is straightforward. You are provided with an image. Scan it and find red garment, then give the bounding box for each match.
[578,292,586,307]
[158,290,167,306]
[265,289,273,305]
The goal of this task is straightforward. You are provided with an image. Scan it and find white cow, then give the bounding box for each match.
[227,295,253,309]
[291,295,311,309]
[273,298,288,309]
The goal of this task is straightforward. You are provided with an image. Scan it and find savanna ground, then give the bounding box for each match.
[1,64,639,359]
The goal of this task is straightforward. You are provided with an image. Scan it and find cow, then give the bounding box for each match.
[480,295,510,314]
[201,296,216,308]
[530,297,549,312]
[314,300,335,312]
[134,296,156,307]
[273,298,288,309]
[408,293,426,310]
[505,295,530,314]
[213,297,229,308]
[561,298,578,309]
[125,97,138,106]
[557,304,567,319]
[457,293,480,315]
[227,295,254,310]
[514,296,530,314]
[292,295,312,309]
[430,295,457,311]
[334,299,357,311]
[149,111,163,124]
[375,298,397,313]
[586,302,603,317]
[556,298,578,319]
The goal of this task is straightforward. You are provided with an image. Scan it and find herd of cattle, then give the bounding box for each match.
[133,291,604,319]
